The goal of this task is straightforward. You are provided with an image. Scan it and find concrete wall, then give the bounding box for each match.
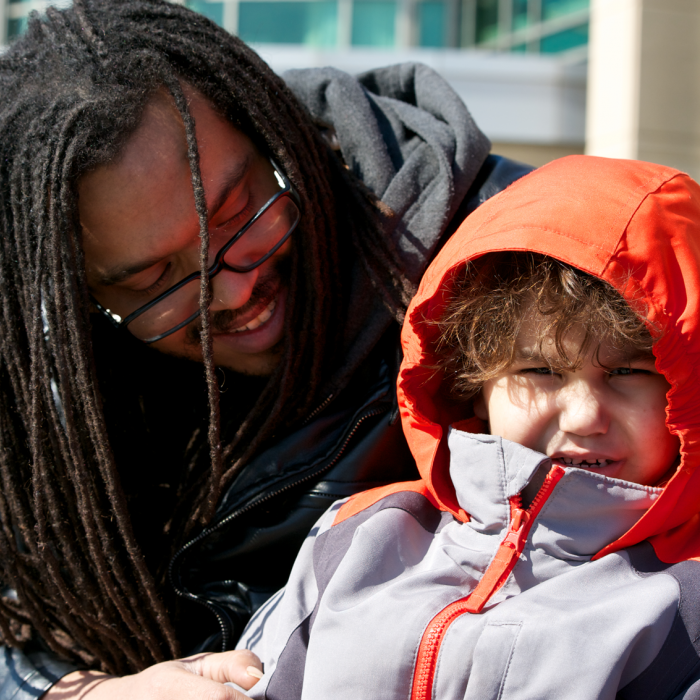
[587,0,700,179]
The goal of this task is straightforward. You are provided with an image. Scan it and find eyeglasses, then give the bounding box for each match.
[91,158,301,344]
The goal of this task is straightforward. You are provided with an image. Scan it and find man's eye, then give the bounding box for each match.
[216,197,256,235]
[137,263,172,296]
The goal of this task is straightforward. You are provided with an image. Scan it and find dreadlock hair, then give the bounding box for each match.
[0,0,414,675]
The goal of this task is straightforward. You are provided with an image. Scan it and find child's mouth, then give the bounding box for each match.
[556,457,609,468]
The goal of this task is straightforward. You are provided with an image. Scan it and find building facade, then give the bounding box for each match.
[0,0,590,166]
[0,0,589,53]
[178,0,588,53]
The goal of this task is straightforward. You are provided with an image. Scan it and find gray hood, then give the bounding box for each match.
[285,63,491,284]
[284,64,492,390]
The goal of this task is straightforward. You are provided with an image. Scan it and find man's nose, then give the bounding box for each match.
[209,267,259,313]
[557,381,609,436]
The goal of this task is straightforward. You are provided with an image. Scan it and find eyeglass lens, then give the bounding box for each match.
[126,192,299,341]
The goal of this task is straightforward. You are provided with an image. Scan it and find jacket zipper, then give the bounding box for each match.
[168,405,386,651]
[410,464,566,700]
[303,393,335,425]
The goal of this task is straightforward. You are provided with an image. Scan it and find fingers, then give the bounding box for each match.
[184,649,264,690]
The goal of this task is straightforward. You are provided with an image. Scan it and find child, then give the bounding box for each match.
[236,156,700,699]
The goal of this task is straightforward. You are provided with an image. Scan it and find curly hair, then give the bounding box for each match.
[435,252,655,400]
[0,0,413,675]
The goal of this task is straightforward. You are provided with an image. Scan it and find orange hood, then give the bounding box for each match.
[398,155,700,564]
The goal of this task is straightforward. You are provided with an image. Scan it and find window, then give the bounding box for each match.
[418,1,445,48]
[7,16,27,40]
[475,0,498,43]
[541,0,589,21]
[512,0,529,30]
[540,22,588,51]
[351,1,396,47]
[238,1,338,46]
[186,1,224,25]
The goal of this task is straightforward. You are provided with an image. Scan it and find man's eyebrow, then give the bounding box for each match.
[96,257,166,287]
[94,154,254,288]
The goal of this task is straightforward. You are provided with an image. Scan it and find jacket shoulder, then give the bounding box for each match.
[333,480,440,527]
[618,542,700,700]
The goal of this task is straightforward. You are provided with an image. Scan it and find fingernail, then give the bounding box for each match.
[246,666,264,679]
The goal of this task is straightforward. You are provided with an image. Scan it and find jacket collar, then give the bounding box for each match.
[448,429,662,559]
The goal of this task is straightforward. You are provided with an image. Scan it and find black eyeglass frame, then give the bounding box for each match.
[91,158,301,344]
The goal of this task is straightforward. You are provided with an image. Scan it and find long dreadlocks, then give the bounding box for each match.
[0,0,413,676]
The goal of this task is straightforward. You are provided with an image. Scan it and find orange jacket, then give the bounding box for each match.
[341,155,700,565]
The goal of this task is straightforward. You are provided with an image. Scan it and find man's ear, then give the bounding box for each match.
[473,390,488,421]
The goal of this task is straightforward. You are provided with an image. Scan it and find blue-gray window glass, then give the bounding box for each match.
[7,16,27,39]
[475,0,498,43]
[239,1,338,46]
[418,1,445,47]
[512,0,529,30]
[186,1,224,26]
[351,1,396,47]
[542,0,589,21]
[540,22,588,51]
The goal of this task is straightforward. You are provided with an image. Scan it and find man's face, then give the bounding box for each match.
[473,316,679,485]
[80,87,291,375]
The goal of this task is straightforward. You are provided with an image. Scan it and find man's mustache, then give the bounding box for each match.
[185,272,283,345]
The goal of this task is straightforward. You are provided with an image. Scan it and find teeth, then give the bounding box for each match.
[232,298,276,333]
[559,457,608,468]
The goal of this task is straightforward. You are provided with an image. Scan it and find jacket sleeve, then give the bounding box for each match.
[0,644,78,700]
[235,500,345,700]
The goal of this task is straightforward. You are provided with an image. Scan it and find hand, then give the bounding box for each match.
[42,649,264,700]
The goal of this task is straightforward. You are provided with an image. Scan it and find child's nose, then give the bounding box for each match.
[557,381,609,436]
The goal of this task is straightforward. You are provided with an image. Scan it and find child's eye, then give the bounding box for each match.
[521,367,557,376]
[609,367,651,376]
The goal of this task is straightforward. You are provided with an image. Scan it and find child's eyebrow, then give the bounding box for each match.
[513,348,551,363]
[598,346,656,365]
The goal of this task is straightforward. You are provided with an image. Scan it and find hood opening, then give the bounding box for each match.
[398,155,700,563]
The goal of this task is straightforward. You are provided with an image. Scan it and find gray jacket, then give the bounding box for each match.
[239,430,700,700]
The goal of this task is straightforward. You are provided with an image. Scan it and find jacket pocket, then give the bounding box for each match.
[463,621,522,700]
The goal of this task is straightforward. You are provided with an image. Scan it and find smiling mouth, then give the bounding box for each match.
[556,457,610,468]
[230,297,276,333]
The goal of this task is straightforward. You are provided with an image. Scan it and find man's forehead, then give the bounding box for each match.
[112,89,190,173]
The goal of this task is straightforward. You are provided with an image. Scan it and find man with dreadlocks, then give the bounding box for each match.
[0,0,532,698]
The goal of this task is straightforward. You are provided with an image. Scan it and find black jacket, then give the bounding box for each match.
[0,64,533,698]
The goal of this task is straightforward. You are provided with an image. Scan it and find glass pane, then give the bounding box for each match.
[542,0,589,21]
[351,1,396,47]
[512,0,529,30]
[418,1,445,47]
[475,0,498,43]
[540,22,588,52]
[186,1,225,26]
[239,1,338,46]
[7,17,28,40]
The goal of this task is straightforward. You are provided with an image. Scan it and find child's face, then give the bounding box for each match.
[473,317,680,485]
